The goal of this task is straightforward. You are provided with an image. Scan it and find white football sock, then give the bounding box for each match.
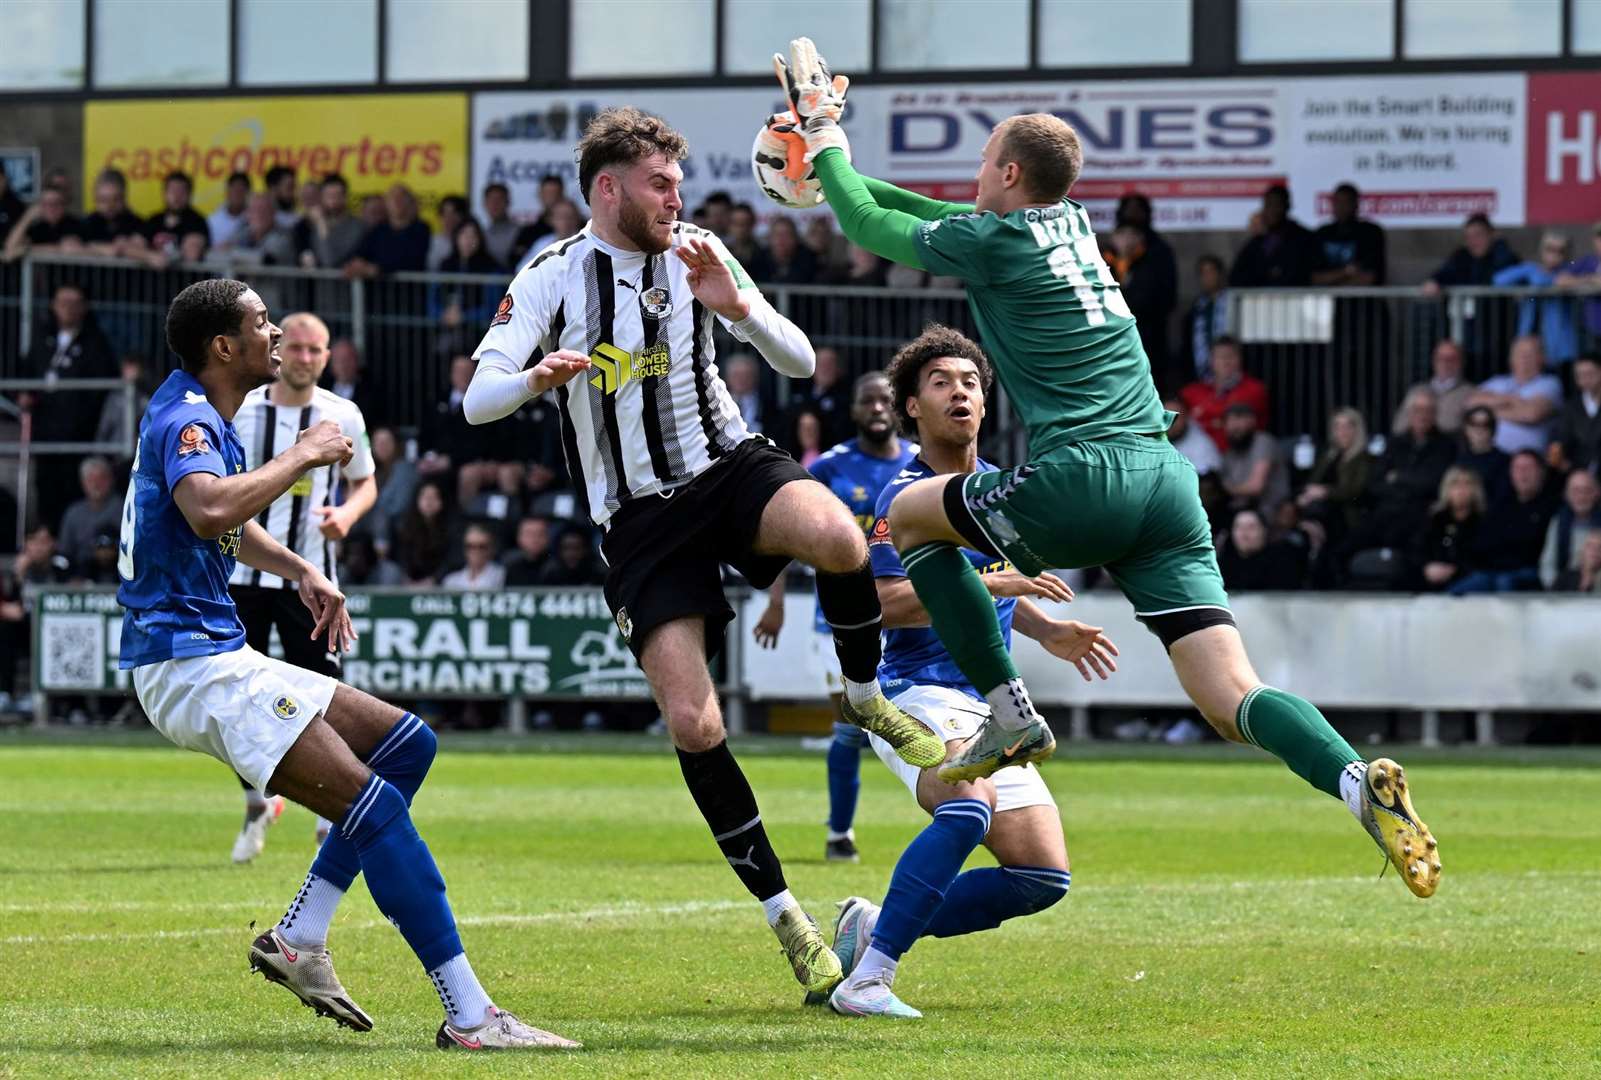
[276,872,345,951]
[848,946,898,986]
[842,677,883,709]
[1339,760,1369,823]
[984,677,1041,732]
[761,888,799,927]
[429,953,495,1029]
[826,828,855,843]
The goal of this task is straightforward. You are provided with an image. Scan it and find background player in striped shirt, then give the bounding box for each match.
[464,107,945,999]
[752,372,917,863]
[226,312,377,862]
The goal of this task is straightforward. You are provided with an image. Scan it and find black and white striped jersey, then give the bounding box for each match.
[471,222,764,528]
[226,386,375,589]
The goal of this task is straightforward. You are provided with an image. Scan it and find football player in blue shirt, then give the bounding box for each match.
[817,326,1118,1019]
[118,279,576,1051]
[752,372,916,862]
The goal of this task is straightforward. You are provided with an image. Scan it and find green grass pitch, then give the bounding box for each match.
[1,733,1598,1078]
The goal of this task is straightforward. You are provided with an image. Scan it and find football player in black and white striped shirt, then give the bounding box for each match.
[225,312,376,862]
[465,107,946,999]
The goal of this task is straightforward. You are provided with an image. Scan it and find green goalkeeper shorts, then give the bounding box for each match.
[948,433,1231,629]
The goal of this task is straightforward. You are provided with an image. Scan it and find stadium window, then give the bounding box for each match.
[878,0,1030,71]
[1577,0,1601,53]
[1038,0,1191,67]
[1403,0,1561,57]
[570,0,715,77]
[93,0,229,88]
[385,0,528,83]
[1238,0,1394,62]
[722,0,870,75]
[239,0,377,86]
[0,0,85,90]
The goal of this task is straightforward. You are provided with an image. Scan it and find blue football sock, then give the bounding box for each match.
[339,774,463,971]
[922,865,1070,939]
[867,798,992,961]
[308,713,436,891]
[827,721,866,834]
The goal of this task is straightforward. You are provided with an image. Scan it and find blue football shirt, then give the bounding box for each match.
[808,437,919,633]
[117,370,249,668]
[868,457,1015,702]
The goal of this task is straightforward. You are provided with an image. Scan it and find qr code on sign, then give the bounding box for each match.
[40,614,106,689]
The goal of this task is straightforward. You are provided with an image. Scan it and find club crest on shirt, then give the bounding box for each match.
[615,606,632,642]
[640,286,672,320]
[272,695,301,720]
[176,424,210,456]
[490,293,514,327]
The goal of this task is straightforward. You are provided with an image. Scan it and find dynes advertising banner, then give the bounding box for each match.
[473,72,1577,232]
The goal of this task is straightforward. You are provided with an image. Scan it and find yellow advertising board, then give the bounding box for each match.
[83,94,467,222]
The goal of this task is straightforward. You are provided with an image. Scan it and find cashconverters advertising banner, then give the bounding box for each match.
[34,588,648,700]
[83,94,468,221]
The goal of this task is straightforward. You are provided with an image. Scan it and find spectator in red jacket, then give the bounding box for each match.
[1180,335,1270,452]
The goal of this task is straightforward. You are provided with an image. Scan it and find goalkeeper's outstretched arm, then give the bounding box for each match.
[859,175,973,222]
[813,148,935,271]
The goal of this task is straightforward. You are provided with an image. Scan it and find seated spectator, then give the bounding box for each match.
[419,355,492,488]
[23,282,118,530]
[509,174,569,265]
[1219,404,1289,517]
[230,193,298,266]
[1111,194,1177,376]
[348,184,431,276]
[1298,406,1373,533]
[427,195,470,270]
[805,215,850,278]
[1341,387,1456,580]
[3,185,84,260]
[1,525,69,705]
[538,526,604,586]
[208,171,251,250]
[1493,230,1580,366]
[884,259,927,290]
[787,405,826,468]
[142,171,209,261]
[1549,354,1601,473]
[1456,405,1511,504]
[363,426,416,545]
[95,352,153,471]
[1184,254,1228,382]
[77,533,121,585]
[503,515,554,586]
[359,193,387,230]
[1393,338,1472,436]
[481,182,518,267]
[1421,213,1519,295]
[1539,469,1601,590]
[1451,450,1557,594]
[829,243,887,288]
[300,173,367,269]
[748,217,817,284]
[431,220,506,348]
[1311,182,1386,286]
[1416,467,1488,592]
[462,461,527,544]
[722,353,765,433]
[321,338,384,430]
[56,456,122,576]
[391,480,452,584]
[340,532,406,586]
[1467,335,1562,455]
[1181,336,1269,452]
[1164,394,1221,476]
[265,165,300,230]
[81,168,145,258]
[724,201,762,267]
[520,200,584,268]
[790,345,852,445]
[1217,508,1304,591]
[1554,532,1601,593]
[1228,184,1318,287]
[441,524,507,590]
[0,166,25,241]
[438,218,502,276]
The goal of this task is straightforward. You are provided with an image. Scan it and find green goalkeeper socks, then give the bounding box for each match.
[900,542,1019,694]
[1236,687,1362,799]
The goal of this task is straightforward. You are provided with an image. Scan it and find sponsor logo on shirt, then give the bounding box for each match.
[614,606,632,642]
[177,424,210,456]
[589,341,670,394]
[490,293,514,327]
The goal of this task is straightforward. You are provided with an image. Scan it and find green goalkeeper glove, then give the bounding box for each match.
[772,36,851,162]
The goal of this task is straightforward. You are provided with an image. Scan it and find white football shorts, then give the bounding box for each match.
[810,627,844,696]
[869,683,1056,814]
[133,643,339,793]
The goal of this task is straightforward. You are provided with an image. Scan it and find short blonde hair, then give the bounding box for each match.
[280,312,330,344]
[1433,466,1486,516]
[995,114,1082,202]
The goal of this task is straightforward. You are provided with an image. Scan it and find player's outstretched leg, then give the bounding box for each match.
[232,772,284,864]
[645,618,842,995]
[1170,625,1440,897]
[262,690,580,1049]
[825,721,865,862]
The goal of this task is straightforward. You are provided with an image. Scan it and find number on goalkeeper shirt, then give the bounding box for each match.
[1047,216,1131,326]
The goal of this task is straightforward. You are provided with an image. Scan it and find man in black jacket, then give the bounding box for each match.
[22,282,117,530]
[1551,355,1601,473]
[1338,387,1455,584]
[1230,185,1319,288]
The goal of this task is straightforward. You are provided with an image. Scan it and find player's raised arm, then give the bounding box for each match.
[173,419,352,540]
[463,262,589,423]
[675,233,815,377]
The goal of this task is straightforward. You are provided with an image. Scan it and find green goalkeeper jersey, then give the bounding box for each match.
[910,198,1170,457]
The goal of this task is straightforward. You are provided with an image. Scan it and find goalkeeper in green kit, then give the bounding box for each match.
[772,38,1440,898]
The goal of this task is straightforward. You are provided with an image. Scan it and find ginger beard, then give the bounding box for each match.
[616,185,673,255]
